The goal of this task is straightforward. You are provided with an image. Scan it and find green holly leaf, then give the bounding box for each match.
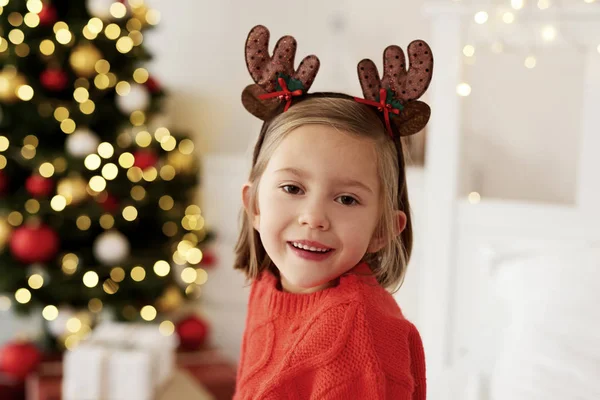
[376,87,404,112]
[276,73,305,92]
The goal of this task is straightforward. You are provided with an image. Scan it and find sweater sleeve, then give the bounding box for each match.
[320,372,420,400]
[408,324,427,400]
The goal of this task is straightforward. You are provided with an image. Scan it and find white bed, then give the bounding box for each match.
[419,2,600,399]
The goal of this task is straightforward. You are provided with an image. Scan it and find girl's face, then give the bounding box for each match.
[244,124,387,294]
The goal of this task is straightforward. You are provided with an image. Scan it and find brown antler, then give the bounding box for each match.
[242,25,320,120]
[357,41,433,136]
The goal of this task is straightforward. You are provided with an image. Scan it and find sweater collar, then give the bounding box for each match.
[254,262,376,317]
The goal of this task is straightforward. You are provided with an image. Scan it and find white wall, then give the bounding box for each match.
[147,0,584,205]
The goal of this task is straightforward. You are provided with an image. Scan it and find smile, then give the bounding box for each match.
[287,241,335,262]
[289,241,333,253]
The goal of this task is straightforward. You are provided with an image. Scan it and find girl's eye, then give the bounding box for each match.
[336,195,359,206]
[282,185,302,195]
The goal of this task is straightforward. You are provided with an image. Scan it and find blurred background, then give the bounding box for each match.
[0,0,599,399]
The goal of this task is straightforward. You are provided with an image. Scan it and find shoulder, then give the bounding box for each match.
[349,278,424,389]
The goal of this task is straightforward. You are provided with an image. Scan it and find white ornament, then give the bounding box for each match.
[66,128,100,158]
[47,307,75,337]
[93,230,130,265]
[86,0,115,19]
[116,84,150,114]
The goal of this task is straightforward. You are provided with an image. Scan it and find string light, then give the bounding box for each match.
[502,12,515,24]
[456,83,471,97]
[511,0,525,9]
[110,267,125,282]
[135,130,152,147]
[62,253,79,275]
[474,11,488,24]
[8,29,24,45]
[116,36,134,53]
[131,266,146,281]
[88,298,103,313]
[154,260,170,277]
[17,85,34,101]
[524,55,537,69]
[180,267,197,284]
[463,45,475,57]
[140,305,157,321]
[51,195,66,211]
[146,9,161,25]
[159,321,175,336]
[102,163,119,180]
[42,305,59,321]
[195,268,208,285]
[110,2,127,18]
[123,205,138,221]
[0,136,8,151]
[118,152,134,168]
[14,148,31,164]
[468,192,481,204]
[84,154,101,170]
[537,0,551,9]
[97,142,114,158]
[66,317,82,333]
[99,214,115,229]
[82,271,99,288]
[15,288,31,304]
[28,274,44,289]
[88,176,106,192]
[541,25,557,42]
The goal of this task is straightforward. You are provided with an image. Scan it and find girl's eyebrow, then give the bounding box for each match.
[274,167,374,194]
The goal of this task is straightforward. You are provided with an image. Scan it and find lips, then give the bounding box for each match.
[287,240,335,262]
[288,240,333,253]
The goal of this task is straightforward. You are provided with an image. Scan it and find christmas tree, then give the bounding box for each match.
[0,0,212,348]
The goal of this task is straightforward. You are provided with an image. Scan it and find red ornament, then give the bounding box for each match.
[25,175,54,198]
[200,250,217,268]
[0,171,7,195]
[176,315,209,351]
[133,149,158,170]
[40,69,68,92]
[144,76,161,94]
[98,193,119,214]
[10,224,59,264]
[0,341,42,381]
[0,372,24,400]
[37,4,58,26]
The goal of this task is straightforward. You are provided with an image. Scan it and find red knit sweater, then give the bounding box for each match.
[234,262,426,399]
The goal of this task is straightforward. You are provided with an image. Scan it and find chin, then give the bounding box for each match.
[281,271,333,293]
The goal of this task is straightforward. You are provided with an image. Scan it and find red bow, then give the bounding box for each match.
[258,77,303,112]
[354,88,400,138]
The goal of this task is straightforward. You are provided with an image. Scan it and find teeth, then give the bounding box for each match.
[291,242,330,253]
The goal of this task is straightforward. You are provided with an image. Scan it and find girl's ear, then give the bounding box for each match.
[241,182,260,230]
[367,211,407,253]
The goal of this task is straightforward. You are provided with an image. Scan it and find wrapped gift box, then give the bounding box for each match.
[26,346,237,400]
[62,322,177,400]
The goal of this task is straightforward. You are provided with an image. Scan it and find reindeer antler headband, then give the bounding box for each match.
[242,24,433,138]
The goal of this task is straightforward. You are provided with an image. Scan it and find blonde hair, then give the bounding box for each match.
[234,95,413,292]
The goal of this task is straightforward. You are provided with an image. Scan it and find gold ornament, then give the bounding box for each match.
[156,285,184,313]
[131,5,149,26]
[0,217,12,250]
[0,69,27,103]
[69,44,103,78]
[57,176,88,205]
[167,151,195,174]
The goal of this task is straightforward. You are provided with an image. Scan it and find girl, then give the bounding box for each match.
[233,25,433,399]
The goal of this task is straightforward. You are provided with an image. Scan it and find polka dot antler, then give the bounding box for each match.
[354,42,434,137]
[242,25,320,120]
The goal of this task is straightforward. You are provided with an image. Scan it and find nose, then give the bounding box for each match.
[298,202,330,231]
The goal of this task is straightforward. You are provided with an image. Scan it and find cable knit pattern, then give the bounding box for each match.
[234,263,427,399]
